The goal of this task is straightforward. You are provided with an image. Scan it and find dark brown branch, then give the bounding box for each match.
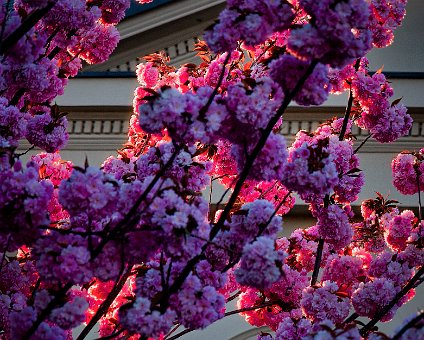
[212,60,318,241]
[167,301,278,340]
[310,238,324,286]
[224,301,276,317]
[339,58,361,141]
[76,268,133,340]
[0,2,56,55]
[24,283,72,338]
[161,59,319,311]
[360,265,424,337]
[198,52,231,120]
[226,290,241,303]
[392,310,424,340]
[310,58,360,286]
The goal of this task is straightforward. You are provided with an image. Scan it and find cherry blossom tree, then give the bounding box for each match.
[0,0,423,339]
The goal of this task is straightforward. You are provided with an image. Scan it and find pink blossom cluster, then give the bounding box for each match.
[100,0,131,24]
[235,236,284,289]
[368,0,408,48]
[269,55,330,106]
[120,296,176,338]
[352,278,399,321]
[204,0,295,53]
[225,77,283,130]
[0,160,53,251]
[232,133,288,182]
[316,119,365,203]
[0,252,92,338]
[0,98,29,148]
[281,132,339,202]
[301,281,351,324]
[274,317,312,340]
[392,150,424,195]
[282,119,364,203]
[289,0,372,68]
[0,0,128,155]
[352,66,412,143]
[327,57,411,144]
[399,220,424,268]
[1,0,422,339]
[31,152,73,221]
[368,250,413,287]
[210,140,294,215]
[238,180,294,216]
[59,167,121,231]
[381,209,415,251]
[139,86,228,144]
[315,205,353,250]
[25,106,68,153]
[284,227,331,272]
[206,200,282,272]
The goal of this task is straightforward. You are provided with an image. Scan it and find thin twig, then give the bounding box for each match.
[93,328,125,340]
[15,145,35,157]
[167,328,193,340]
[339,58,361,142]
[224,301,277,317]
[164,324,181,340]
[392,310,424,340]
[226,290,241,303]
[343,312,359,324]
[353,134,372,154]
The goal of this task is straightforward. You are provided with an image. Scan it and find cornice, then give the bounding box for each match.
[83,0,225,72]
[118,0,225,40]
[17,108,424,153]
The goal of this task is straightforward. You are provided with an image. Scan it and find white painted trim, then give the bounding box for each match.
[118,0,225,40]
[56,77,424,108]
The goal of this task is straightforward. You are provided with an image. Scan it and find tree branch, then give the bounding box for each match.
[310,238,324,286]
[0,2,56,55]
[76,268,133,340]
[360,265,424,337]
[161,59,318,310]
[24,283,72,338]
[167,301,278,340]
[392,310,424,340]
